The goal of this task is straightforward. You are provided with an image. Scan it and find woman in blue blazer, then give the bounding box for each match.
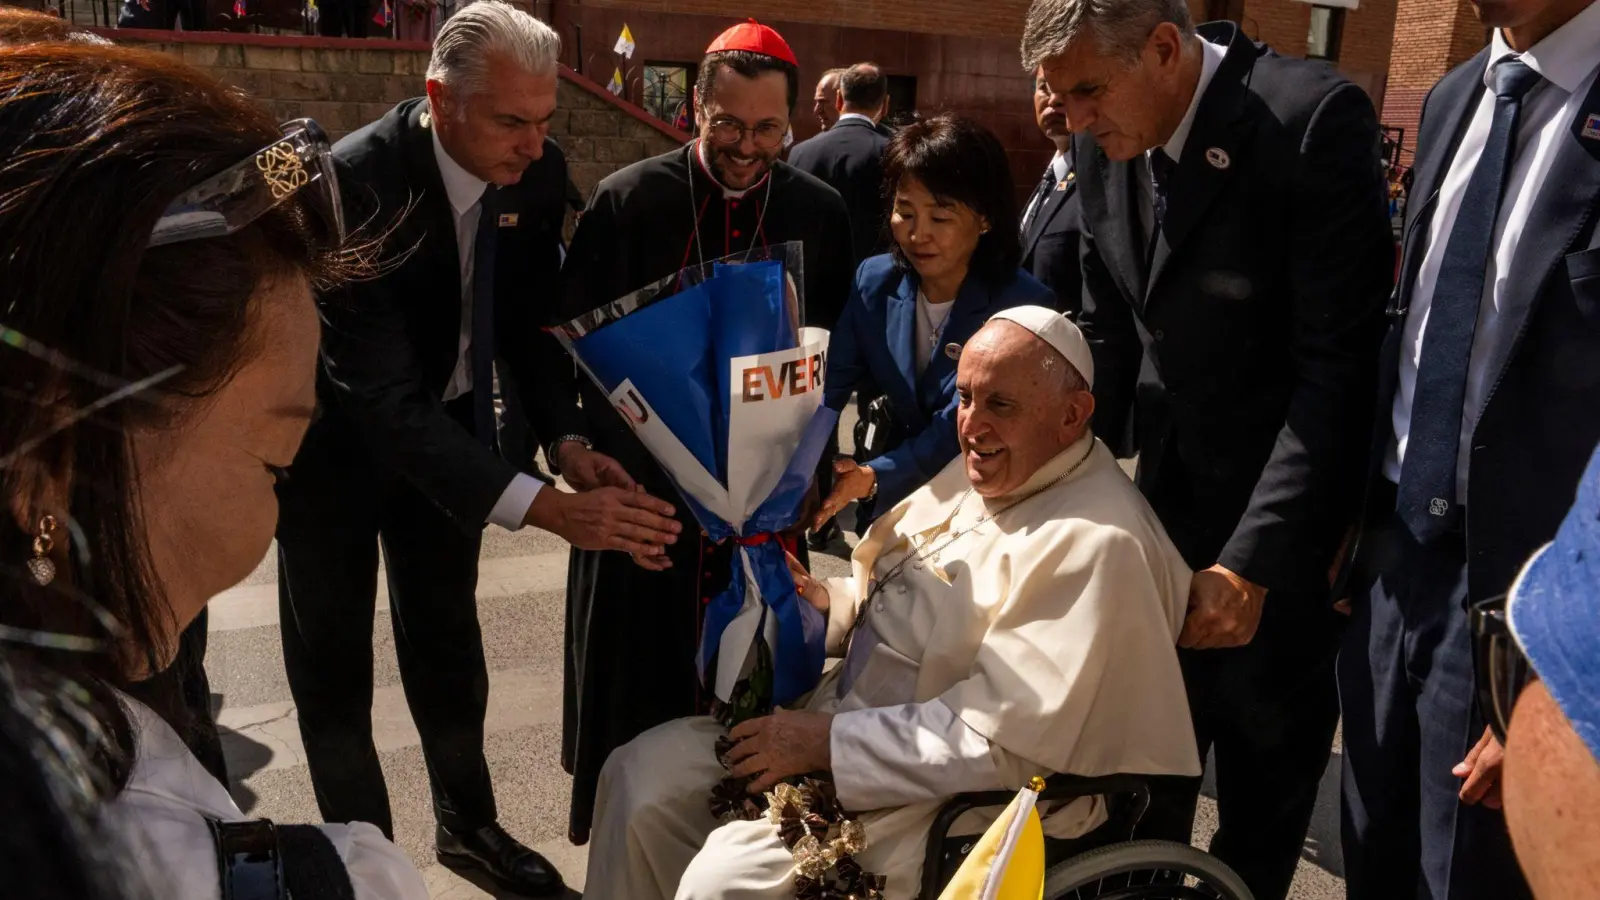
[813,115,1057,530]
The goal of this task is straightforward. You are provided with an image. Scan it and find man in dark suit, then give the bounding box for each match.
[1023,2,1393,898]
[789,62,892,268]
[1020,66,1083,317]
[1339,1,1600,897]
[274,4,680,895]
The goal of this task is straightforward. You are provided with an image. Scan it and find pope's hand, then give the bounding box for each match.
[557,441,635,492]
[1178,565,1266,649]
[813,458,875,530]
[785,550,829,612]
[726,709,834,793]
[523,485,679,565]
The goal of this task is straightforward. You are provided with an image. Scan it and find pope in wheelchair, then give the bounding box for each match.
[584,308,1204,899]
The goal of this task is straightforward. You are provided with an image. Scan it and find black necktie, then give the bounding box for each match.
[471,184,499,447]
[1020,165,1056,237]
[1396,58,1542,542]
[1149,148,1176,229]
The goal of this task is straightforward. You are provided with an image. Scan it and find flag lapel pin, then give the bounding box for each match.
[1582,113,1600,141]
[498,213,519,227]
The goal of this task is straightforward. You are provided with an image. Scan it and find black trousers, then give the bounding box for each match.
[1135,458,1344,900]
[1338,505,1531,900]
[1166,604,1343,900]
[275,430,494,839]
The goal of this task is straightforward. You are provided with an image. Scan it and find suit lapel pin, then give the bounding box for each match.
[420,111,431,129]
[1205,147,1230,169]
[498,213,520,227]
[944,342,963,361]
[1582,113,1600,141]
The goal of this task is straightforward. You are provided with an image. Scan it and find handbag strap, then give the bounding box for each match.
[208,818,358,900]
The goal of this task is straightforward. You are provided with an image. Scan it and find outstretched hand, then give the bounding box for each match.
[813,458,875,530]
[525,485,680,567]
[557,442,635,492]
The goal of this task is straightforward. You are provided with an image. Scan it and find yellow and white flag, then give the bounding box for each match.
[938,778,1046,900]
[614,23,636,58]
[608,68,625,96]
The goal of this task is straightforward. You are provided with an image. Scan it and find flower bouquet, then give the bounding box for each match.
[551,241,837,723]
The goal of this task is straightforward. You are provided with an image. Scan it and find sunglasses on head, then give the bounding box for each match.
[148,118,344,249]
[1470,593,1538,744]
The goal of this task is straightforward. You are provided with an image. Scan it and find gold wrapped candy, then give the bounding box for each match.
[833,819,868,855]
[793,835,830,880]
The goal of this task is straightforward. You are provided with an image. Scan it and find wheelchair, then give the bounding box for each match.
[919,774,1254,900]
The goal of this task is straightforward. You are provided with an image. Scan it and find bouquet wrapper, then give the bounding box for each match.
[552,242,836,714]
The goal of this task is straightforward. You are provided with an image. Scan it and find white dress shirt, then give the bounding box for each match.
[107,696,428,900]
[430,127,544,529]
[1138,37,1226,236]
[1384,4,1600,494]
[1021,151,1071,230]
[835,111,876,127]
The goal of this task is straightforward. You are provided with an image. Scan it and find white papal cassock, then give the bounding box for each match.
[585,434,1202,900]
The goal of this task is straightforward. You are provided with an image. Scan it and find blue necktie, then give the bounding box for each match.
[471,185,499,447]
[1397,58,1542,542]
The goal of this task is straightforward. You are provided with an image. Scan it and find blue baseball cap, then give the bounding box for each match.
[1508,442,1600,761]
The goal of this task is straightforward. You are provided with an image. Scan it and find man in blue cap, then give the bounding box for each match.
[1476,440,1600,899]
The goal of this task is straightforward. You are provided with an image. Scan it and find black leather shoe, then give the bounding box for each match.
[436,823,565,897]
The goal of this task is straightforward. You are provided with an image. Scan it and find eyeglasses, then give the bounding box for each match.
[148,118,344,249]
[1470,594,1537,744]
[706,117,788,150]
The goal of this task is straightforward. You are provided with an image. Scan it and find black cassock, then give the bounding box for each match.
[557,143,853,843]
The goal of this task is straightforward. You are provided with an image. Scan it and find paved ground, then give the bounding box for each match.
[210,458,1347,899]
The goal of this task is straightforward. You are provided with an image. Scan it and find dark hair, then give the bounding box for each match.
[695,50,801,116]
[0,43,351,788]
[883,114,1023,285]
[839,62,887,111]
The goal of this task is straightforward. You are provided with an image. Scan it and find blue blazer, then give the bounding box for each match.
[825,254,1057,513]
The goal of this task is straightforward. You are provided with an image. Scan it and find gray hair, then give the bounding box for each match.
[427,0,561,95]
[1021,0,1193,71]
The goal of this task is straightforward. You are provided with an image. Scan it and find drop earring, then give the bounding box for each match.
[27,514,58,586]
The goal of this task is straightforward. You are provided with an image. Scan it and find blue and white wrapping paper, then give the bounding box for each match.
[553,243,835,707]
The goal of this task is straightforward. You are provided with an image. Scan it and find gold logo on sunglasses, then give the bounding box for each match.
[256,141,310,200]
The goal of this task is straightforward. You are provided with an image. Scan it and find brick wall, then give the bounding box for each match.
[1221,0,1398,106]
[576,0,1033,40]
[112,32,684,198]
[1379,0,1485,168]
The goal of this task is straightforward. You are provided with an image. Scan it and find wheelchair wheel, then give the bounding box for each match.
[1042,840,1253,900]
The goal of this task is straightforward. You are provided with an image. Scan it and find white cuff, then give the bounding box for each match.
[488,473,543,530]
[829,699,1000,812]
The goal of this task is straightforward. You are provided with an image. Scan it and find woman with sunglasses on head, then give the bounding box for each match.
[0,41,425,900]
[810,114,1058,533]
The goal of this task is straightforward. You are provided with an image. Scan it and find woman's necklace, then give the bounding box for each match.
[919,292,954,354]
